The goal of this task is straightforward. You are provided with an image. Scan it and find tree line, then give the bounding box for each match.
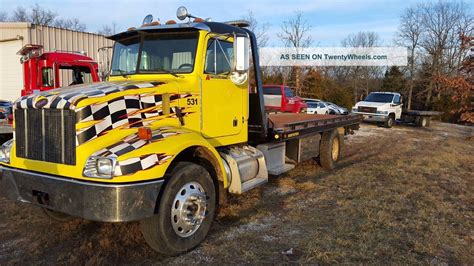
[0,4,116,35]
[247,2,472,124]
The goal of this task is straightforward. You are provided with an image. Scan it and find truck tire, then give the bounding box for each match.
[141,162,216,256]
[425,117,431,127]
[319,129,343,170]
[417,116,431,127]
[384,114,395,128]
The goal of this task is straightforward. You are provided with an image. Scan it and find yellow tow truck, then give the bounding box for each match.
[0,7,361,255]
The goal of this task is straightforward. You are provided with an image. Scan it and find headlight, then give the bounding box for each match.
[0,139,13,163]
[97,158,114,176]
[83,156,117,179]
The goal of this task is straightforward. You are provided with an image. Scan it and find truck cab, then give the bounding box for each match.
[17,44,100,96]
[352,92,402,128]
[263,85,307,113]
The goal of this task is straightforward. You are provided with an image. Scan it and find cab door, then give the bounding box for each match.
[392,94,403,119]
[201,37,243,138]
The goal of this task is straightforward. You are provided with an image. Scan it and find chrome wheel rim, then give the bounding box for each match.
[171,181,208,237]
[331,137,340,161]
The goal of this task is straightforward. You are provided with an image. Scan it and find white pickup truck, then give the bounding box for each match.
[352,92,402,128]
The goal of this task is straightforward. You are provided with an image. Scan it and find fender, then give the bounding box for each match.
[91,127,228,186]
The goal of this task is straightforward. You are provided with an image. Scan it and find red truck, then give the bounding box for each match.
[263,85,307,113]
[0,45,102,143]
[17,44,100,96]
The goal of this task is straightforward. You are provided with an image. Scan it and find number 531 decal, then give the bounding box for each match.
[187,98,198,105]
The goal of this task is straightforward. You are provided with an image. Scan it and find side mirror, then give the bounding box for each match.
[233,36,249,72]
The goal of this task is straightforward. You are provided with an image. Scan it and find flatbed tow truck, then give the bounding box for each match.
[353,92,442,128]
[0,7,361,255]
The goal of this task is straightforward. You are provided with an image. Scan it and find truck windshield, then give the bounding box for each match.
[111,32,199,76]
[364,93,394,103]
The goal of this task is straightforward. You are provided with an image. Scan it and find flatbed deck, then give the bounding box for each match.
[400,110,443,127]
[402,110,443,117]
[267,113,362,140]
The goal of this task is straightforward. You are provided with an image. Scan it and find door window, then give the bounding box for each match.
[393,95,401,104]
[42,67,54,87]
[284,87,294,98]
[205,38,233,75]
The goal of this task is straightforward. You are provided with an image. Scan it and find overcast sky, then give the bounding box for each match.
[0,0,456,46]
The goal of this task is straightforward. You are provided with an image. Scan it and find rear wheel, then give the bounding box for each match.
[141,162,216,256]
[417,116,431,127]
[319,129,344,170]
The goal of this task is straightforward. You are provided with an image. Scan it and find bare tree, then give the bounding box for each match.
[342,31,382,101]
[0,12,7,22]
[242,10,269,48]
[397,6,423,109]
[8,5,87,31]
[277,11,312,94]
[29,3,57,25]
[417,1,473,108]
[11,7,29,22]
[341,31,379,48]
[54,18,86,31]
[98,22,117,36]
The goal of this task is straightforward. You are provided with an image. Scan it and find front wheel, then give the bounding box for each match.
[140,162,216,256]
[384,115,395,128]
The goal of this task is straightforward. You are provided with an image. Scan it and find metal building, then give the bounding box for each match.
[0,22,114,101]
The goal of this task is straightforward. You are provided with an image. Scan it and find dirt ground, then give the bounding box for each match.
[1,122,473,264]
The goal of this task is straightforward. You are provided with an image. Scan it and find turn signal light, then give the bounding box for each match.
[138,127,152,140]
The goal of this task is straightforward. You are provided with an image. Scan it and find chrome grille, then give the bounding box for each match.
[15,109,76,165]
[358,106,377,113]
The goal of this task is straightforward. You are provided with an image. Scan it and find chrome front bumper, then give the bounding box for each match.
[353,112,388,122]
[0,167,164,222]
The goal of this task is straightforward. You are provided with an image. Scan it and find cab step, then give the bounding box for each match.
[257,142,295,176]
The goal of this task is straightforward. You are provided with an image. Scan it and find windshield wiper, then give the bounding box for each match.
[155,70,181,78]
[111,69,130,78]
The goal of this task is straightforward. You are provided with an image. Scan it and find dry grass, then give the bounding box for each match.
[0,122,473,264]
